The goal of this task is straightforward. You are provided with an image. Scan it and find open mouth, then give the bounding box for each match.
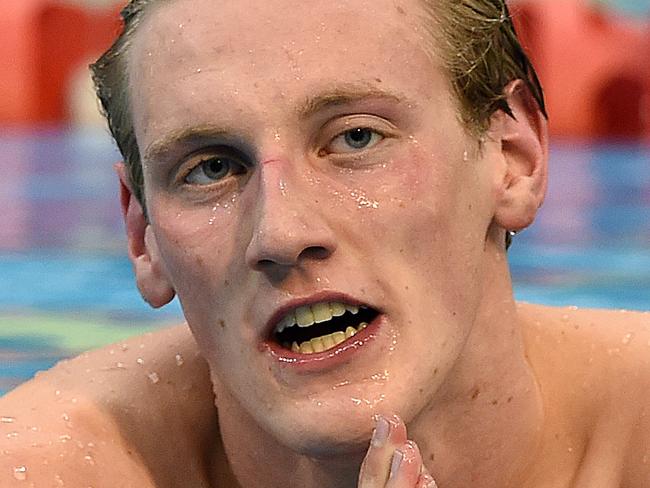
[273,301,379,354]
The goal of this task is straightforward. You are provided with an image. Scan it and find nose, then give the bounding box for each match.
[244,163,337,276]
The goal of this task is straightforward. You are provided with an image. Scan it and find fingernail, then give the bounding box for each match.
[420,473,438,488]
[371,415,389,447]
[389,449,403,479]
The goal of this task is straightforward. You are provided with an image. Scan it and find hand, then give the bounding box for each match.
[358,415,438,488]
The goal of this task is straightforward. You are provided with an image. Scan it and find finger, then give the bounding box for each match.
[416,454,437,488]
[358,415,408,488]
[416,471,438,488]
[385,440,423,488]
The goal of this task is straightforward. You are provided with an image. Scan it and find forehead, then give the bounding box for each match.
[128,0,447,143]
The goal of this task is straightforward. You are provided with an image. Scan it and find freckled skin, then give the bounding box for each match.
[1,0,650,487]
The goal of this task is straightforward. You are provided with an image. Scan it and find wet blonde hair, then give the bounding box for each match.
[91,0,546,209]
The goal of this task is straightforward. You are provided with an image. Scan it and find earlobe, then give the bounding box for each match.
[491,80,549,234]
[115,163,176,308]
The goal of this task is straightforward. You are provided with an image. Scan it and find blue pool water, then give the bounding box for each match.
[1,129,649,395]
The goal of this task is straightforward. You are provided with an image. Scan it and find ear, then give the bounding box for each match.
[490,79,548,233]
[115,163,175,308]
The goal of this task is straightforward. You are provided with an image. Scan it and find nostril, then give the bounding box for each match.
[255,246,330,269]
[257,259,277,269]
[299,246,332,261]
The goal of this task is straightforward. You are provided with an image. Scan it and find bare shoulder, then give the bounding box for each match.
[0,324,222,487]
[519,303,650,487]
[520,302,650,374]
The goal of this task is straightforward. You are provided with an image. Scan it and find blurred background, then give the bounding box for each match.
[0,0,649,395]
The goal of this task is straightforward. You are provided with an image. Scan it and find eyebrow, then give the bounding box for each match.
[143,85,415,163]
[295,84,415,120]
[143,126,237,164]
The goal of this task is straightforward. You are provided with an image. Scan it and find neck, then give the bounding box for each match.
[211,253,544,488]
[408,278,544,487]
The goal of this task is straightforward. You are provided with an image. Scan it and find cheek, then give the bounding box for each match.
[361,146,489,305]
[354,145,466,247]
[147,195,244,307]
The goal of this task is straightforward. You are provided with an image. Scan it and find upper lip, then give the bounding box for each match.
[263,290,377,340]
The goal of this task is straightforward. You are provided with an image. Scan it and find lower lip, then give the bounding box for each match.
[262,314,385,373]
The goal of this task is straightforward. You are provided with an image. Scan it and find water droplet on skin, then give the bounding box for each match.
[622,333,633,345]
[59,435,71,442]
[350,190,379,209]
[13,465,27,481]
[463,150,469,162]
[62,413,70,422]
[350,398,362,406]
[55,390,61,396]
[196,68,202,73]
[1,416,15,423]
[55,474,64,486]
[136,358,144,366]
[6,432,19,439]
[332,380,351,390]
[148,372,160,384]
[175,354,184,367]
[109,349,115,355]
[84,454,95,466]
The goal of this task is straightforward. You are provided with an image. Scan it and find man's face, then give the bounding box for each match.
[129,0,503,454]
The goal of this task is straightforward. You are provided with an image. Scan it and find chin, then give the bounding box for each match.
[261,388,406,458]
[268,413,373,459]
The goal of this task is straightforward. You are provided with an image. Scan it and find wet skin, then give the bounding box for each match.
[123,0,548,484]
[2,306,650,487]
[2,0,650,486]
[127,0,545,473]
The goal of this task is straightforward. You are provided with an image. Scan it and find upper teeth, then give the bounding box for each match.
[275,302,360,333]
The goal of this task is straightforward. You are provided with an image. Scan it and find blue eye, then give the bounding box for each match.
[326,128,384,154]
[185,155,245,185]
[345,128,374,148]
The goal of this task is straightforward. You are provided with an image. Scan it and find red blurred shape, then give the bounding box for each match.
[0,0,122,125]
[511,0,650,141]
